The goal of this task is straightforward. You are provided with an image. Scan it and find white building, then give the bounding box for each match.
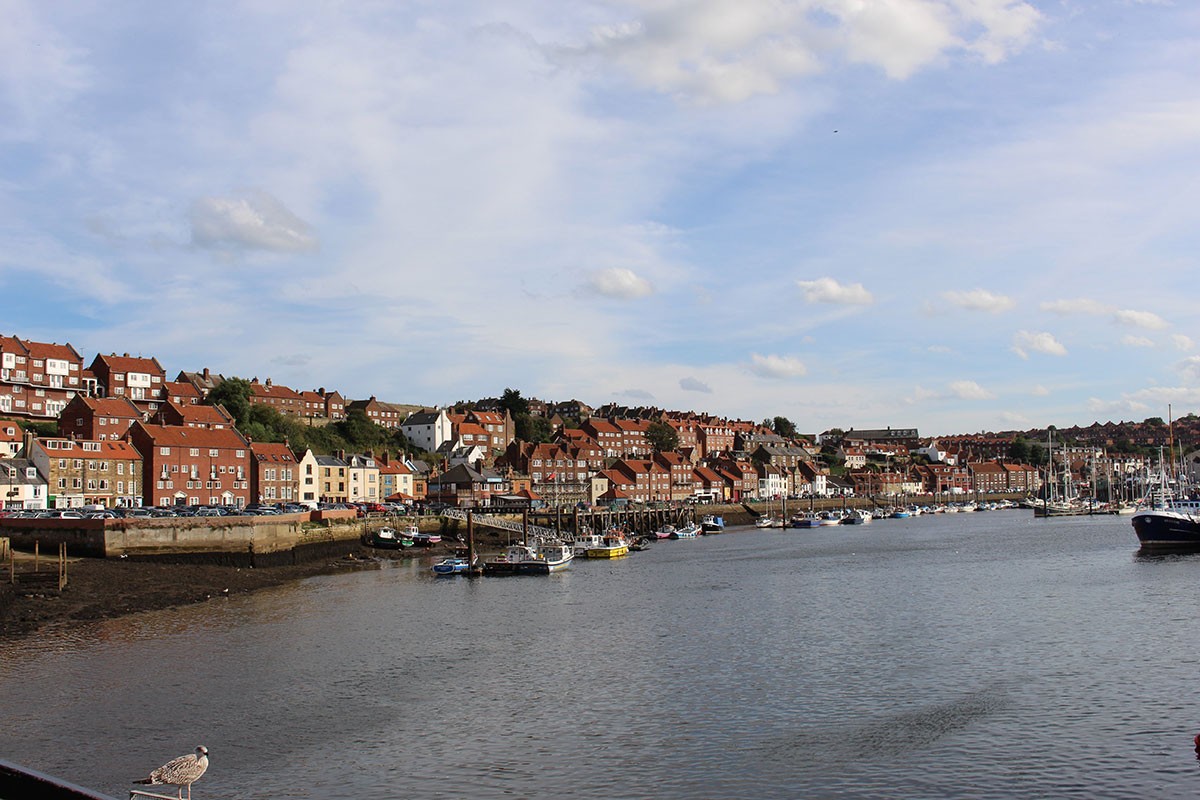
[400,408,453,454]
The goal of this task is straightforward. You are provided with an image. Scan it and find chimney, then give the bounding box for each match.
[203,368,210,380]
[380,451,390,466]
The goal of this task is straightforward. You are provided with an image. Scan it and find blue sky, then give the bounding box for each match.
[3,0,1198,437]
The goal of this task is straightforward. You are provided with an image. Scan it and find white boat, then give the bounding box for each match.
[670,522,700,539]
[700,514,725,533]
[842,508,872,525]
[484,540,574,574]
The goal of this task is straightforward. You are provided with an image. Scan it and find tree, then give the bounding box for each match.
[1027,443,1048,467]
[772,416,798,439]
[1008,437,1030,464]
[205,376,252,427]
[499,388,529,418]
[516,413,551,443]
[646,420,679,453]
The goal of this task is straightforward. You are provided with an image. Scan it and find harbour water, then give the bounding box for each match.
[3,510,1200,799]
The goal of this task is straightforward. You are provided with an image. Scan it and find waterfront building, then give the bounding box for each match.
[296,449,321,507]
[344,452,381,503]
[314,453,349,503]
[126,422,251,507]
[250,441,299,504]
[0,457,47,510]
[27,437,143,508]
[249,377,305,417]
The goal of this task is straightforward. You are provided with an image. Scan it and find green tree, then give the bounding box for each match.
[1008,437,1030,463]
[499,388,529,418]
[205,376,252,428]
[772,416,798,439]
[1028,443,1048,466]
[516,413,552,443]
[646,420,680,452]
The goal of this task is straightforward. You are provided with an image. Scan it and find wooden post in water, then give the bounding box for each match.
[467,510,479,574]
[34,540,39,573]
[522,509,529,543]
[59,542,67,591]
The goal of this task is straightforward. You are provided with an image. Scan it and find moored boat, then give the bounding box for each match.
[483,540,574,574]
[431,556,471,575]
[842,508,872,525]
[670,522,700,539]
[1131,488,1200,548]
[700,514,725,533]
[791,512,823,528]
[586,531,630,558]
[362,526,411,549]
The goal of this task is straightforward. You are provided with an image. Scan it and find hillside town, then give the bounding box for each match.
[0,332,1194,515]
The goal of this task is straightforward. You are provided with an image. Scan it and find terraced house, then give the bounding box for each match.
[0,335,86,420]
[27,436,143,508]
[250,442,299,504]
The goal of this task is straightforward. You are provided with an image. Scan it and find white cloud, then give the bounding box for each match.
[1121,335,1154,348]
[679,376,712,393]
[190,191,319,253]
[568,0,1041,103]
[949,380,994,400]
[1012,330,1067,359]
[747,353,807,379]
[942,288,1013,313]
[1040,297,1111,316]
[1000,410,1029,426]
[1173,334,1194,351]
[588,267,654,299]
[1113,309,1168,330]
[1031,385,1050,397]
[796,277,874,305]
[1178,356,1200,383]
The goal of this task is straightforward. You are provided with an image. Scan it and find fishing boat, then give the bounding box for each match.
[483,540,575,574]
[790,512,823,528]
[818,511,843,526]
[361,526,411,549]
[586,531,630,558]
[670,522,700,539]
[700,514,725,533]
[842,508,872,525]
[655,523,677,539]
[431,556,471,575]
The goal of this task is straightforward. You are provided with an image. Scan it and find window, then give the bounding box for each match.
[209,449,219,458]
[160,446,170,456]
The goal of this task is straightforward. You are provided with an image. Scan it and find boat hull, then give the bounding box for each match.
[585,545,629,558]
[1131,509,1200,547]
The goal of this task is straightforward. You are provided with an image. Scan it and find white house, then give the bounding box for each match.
[400,408,453,454]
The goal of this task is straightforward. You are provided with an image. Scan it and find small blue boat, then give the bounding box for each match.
[431,557,470,576]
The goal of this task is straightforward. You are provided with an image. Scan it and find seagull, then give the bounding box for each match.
[133,745,209,800]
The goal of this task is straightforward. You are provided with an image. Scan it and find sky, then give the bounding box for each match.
[2,0,1199,437]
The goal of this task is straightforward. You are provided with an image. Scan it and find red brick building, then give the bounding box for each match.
[250,442,299,504]
[126,422,252,507]
[89,353,168,414]
[57,395,145,441]
[0,335,87,420]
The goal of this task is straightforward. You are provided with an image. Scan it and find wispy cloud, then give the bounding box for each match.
[1040,297,1111,316]
[796,277,873,305]
[1178,356,1200,383]
[1173,335,1195,351]
[588,267,654,299]
[679,376,712,393]
[190,191,318,254]
[949,380,995,400]
[942,289,1013,313]
[1012,330,1067,359]
[1122,335,1154,348]
[747,353,807,379]
[1113,309,1168,330]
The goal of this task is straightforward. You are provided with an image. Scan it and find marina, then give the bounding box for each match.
[2,511,1199,798]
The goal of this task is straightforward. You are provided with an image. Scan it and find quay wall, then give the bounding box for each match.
[0,511,451,567]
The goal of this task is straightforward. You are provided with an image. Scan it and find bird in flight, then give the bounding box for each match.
[133,745,209,800]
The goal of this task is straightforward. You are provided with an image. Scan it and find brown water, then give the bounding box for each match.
[2,510,1199,799]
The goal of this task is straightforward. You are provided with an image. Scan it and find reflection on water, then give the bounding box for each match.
[3,513,1200,798]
